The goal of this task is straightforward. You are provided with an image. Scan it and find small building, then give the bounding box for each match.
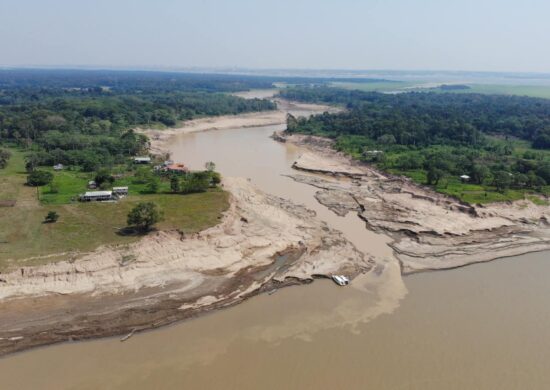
[165,163,189,174]
[88,180,97,189]
[53,164,64,171]
[364,150,384,155]
[134,157,151,164]
[112,186,129,196]
[80,191,113,202]
[460,175,471,182]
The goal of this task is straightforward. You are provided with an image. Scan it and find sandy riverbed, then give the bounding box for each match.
[275,132,550,273]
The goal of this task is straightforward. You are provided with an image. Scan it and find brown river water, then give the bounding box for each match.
[1,122,550,389]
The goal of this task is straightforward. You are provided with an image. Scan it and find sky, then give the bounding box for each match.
[1,0,549,73]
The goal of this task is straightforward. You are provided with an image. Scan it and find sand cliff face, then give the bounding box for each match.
[0,177,370,355]
[277,133,550,274]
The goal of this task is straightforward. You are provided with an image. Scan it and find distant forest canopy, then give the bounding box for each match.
[0,70,280,171]
[0,69,394,94]
[280,86,550,149]
[281,86,550,200]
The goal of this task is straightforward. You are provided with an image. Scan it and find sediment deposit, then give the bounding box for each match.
[0,177,370,356]
[278,133,550,274]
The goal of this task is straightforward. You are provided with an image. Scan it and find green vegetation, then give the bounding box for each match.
[0,148,10,168]
[127,202,163,232]
[26,170,53,186]
[334,81,550,100]
[282,86,550,203]
[0,147,229,270]
[44,211,59,223]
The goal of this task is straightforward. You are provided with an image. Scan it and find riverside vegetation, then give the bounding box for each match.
[0,70,284,267]
[281,86,550,204]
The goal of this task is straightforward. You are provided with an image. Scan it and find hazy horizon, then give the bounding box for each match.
[1,0,550,73]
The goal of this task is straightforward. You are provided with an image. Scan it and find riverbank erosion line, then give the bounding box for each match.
[0,177,371,356]
[275,132,550,274]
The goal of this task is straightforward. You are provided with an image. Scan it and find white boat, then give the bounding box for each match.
[331,275,350,286]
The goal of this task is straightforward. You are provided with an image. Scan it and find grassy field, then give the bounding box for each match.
[0,148,229,270]
[333,81,550,99]
[38,168,172,205]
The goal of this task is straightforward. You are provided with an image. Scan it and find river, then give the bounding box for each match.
[1,122,550,389]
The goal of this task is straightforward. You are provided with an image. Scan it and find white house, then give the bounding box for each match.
[80,191,113,202]
[134,157,151,164]
[112,186,129,196]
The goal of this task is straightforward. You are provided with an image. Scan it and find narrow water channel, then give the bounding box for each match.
[1,123,549,389]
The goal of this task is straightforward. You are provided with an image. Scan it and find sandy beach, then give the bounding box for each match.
[137,98,339,155]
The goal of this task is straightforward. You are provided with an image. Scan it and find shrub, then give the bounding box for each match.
[27,170,54,186]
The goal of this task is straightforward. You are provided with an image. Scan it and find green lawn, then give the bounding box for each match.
[38,167,174,205]
[0,148,229,270]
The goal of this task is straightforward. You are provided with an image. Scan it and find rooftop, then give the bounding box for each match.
[83,191,112,197]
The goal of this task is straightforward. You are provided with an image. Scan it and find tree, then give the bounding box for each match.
[377,134,396,145]
[493,171,512,192]
[208,171,221,186]
[146,176,160,193]
[133,166,153,184]
[470,164,490,185]
[44,211,59,223]
[512,173,529,189]
[426,168,445,186]
[205,161,216,172]
[0,149,11,169]
[27,170,53,186]
[181,171,210,194]
[170,175,180,192]
[95,168,115,189]
[127,202,163,231]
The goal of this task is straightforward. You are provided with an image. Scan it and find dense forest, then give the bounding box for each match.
[281,86,550,201]
[0,70,277,170]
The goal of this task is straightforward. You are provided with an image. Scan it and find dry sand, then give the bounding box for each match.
[0,177,371,355]
[276,133,550,274]
[137,98,339,155]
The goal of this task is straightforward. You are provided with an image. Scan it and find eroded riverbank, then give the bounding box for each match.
[276,132,550,273]
[0,177,371,355]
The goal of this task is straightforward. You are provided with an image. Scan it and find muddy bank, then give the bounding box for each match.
[0,177,371,356]
[276,132,550,274]
[137,98,340,155]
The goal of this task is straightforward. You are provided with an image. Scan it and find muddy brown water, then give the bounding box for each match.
[1,123,550,389]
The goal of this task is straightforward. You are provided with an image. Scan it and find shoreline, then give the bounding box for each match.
[0,177,371,356]
[3,95,548,358]
[136,98,340,155]
[274,132,550,274]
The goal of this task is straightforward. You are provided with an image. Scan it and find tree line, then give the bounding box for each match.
[282,86,550,195]
[0,76,276,172]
